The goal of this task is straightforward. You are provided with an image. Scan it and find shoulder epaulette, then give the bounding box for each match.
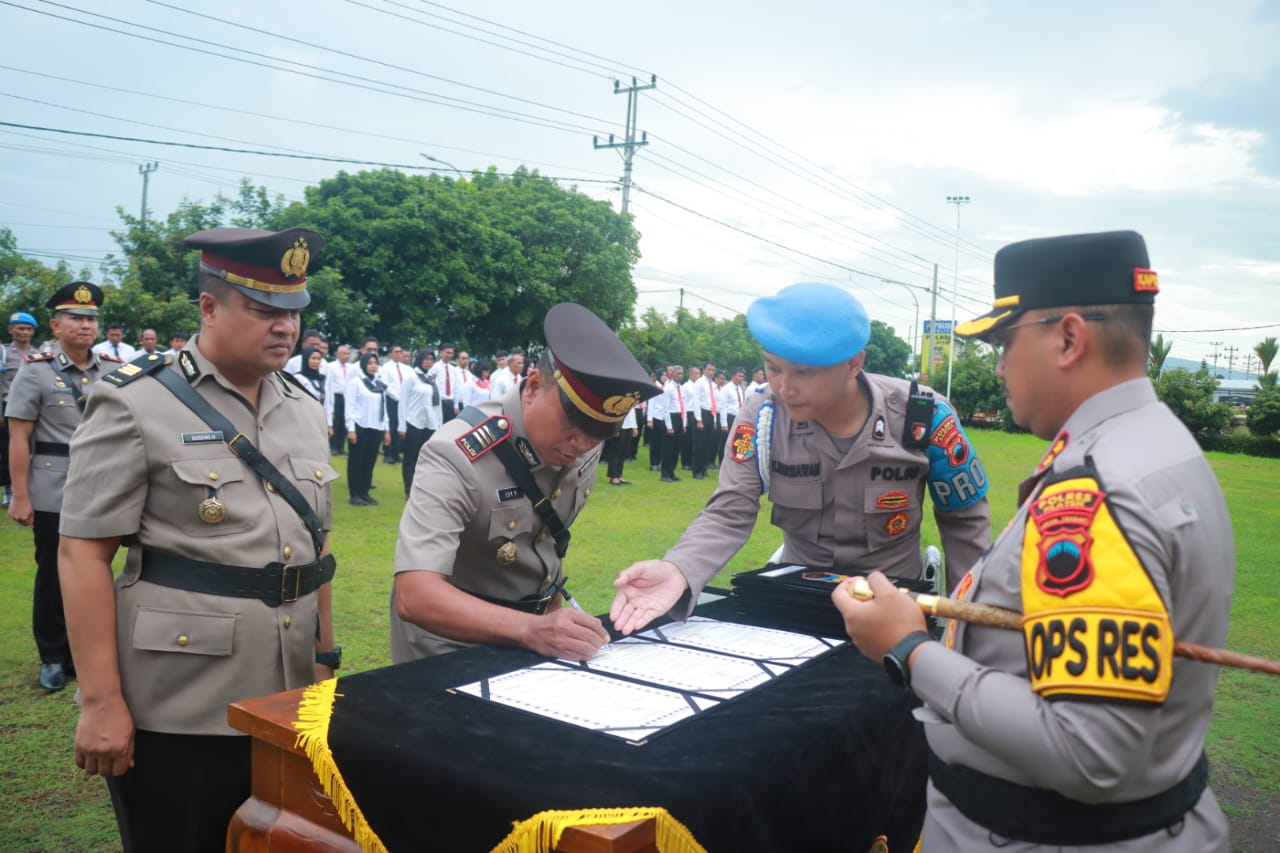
[23,351,55,363]
[278,370,309,395]
[102,352,169,388]
[455,414,512,462]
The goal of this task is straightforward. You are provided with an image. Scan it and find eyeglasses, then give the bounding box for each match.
[990,312,1107,359]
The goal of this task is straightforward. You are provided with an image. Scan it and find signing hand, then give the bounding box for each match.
[522,608,610,661]
[609,560,688,636]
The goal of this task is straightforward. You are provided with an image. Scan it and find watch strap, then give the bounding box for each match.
[884,631,932,688]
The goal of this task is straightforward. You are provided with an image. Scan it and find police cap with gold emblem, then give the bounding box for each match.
[46,281,104,316]
[956,230,1157,340]
[184,227,324,310]
[543,303,661,440]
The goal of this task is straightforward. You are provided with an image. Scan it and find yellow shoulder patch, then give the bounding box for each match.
[1020,468,1172,704]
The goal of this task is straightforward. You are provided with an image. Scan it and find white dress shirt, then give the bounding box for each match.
[344,373,388,432]
[92,340,137,361]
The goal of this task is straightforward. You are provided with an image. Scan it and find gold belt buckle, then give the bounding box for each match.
[280,564,302,603]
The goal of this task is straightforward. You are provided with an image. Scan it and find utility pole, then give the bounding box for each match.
[1209,341,1223,375]
[923,264,939,384]
[944,195,970,399]
[1225,345,1238,380]
[139,161,159,223]
[593,75,655,215]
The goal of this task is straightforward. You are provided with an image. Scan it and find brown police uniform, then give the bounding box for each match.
[60,338,339,733]
[667,374,992,615]
[390,384,600,660]
[391,302,660,661]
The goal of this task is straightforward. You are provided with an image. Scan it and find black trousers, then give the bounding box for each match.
[33,510,71,666]
[347,425,382,499]
[682,412,697,468]
[106,730,251,853]
[329,395,347,454]
[661,415,683,477]
[383,399,401,462]
[401,424,433,496]
[440,400,458,424]
[648,418,664,469]
[604,432,629,480]
[695,409,717,475]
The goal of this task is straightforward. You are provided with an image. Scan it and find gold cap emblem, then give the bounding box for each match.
[602,391,640,416]
[74,284,93,304]
[280,237,310,280]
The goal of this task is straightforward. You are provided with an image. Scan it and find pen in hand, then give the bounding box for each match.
[562,587,613,655]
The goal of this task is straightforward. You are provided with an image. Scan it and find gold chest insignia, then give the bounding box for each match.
[280,237,310,280]
[496,541,517,565]
[197,496,226,525]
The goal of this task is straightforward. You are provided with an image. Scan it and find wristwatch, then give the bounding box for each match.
[315,645,342,670]
[883,631,932,688]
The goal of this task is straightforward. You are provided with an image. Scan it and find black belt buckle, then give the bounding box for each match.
[280,563,302,603]
[227,432,250,458]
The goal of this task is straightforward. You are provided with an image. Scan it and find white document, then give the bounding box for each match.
[454,662,710,743]
[638,616,843,663]
[583,637,774,698]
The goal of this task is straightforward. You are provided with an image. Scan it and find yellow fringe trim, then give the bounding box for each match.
[491,806,707,853]
[292,678,389,853]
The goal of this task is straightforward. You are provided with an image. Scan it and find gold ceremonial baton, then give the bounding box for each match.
[847,577,1280,676]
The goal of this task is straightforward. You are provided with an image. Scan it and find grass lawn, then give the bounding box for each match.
[1,429,1275,851]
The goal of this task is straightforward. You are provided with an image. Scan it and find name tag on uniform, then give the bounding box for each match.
[181,431,225,445]
[497,487,524,502]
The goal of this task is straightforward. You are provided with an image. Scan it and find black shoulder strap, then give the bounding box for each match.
[458,407,572,558]
[902,379,935,451]
[50,353,88,412]
[151,366,326,557]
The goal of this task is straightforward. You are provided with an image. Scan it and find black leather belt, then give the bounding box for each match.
[34,441,70,457]
[140,550,337,607]
[458,575,566,615]
[928,748,1208,845]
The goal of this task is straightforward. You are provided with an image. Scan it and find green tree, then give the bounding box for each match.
[1148,333,1173,379]
[620,308,761,375]
[862,320,911,378]
[1254,336,1278,376]
[1246,387,1280,437]
[290,167,640,352]
[946,343,1004,422]
[0,227,94,331]
[1154,367,1232,438]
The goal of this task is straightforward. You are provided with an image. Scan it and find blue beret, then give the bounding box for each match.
[8,312,37,327]
[747,283,870,366]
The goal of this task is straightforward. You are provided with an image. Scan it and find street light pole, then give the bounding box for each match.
[945,194,970,398]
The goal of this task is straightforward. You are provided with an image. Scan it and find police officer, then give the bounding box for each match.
[7,286,115,691]
[390,303,660,662]
[833,232,1232,851]
[610,282,991,633]
[58,227,340,852]
[1,310,39,508]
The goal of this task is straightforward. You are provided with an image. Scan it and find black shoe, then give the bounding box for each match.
[610,479,631,486]
[369,484,378,490]
[660,475,682,482]
[363,495,380,505]
[39,663,66,692]
[650,465,661,472]
[350,496,371,506]
[708,464,718,470]
[692,473,705,480]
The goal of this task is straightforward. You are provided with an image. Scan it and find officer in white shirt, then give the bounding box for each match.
[646,367,668,472]
[489,350,523,400]
[397,348,443,497]
[428,342,462,423]
[91,322,137,361]
[324,344,353,455]
[378,344,410,464]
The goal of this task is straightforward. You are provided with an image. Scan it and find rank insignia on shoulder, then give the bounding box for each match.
[872,415,886,441]
[514,437,540,467]
[178,351,199,380]
[23,351,55,363]
[456,415,511,461]
[103,353,168,387]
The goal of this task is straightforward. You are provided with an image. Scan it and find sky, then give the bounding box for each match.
[1,0,1277,377]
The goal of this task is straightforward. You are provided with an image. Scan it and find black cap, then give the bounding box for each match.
[542,303,661,439]
[46,281,104,316]
[184,227,324,310]
[956,230,1157,339]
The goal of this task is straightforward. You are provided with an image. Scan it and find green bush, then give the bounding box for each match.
[1199,433,1280,458]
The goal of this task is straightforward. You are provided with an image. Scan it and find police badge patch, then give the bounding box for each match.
[731,421,756,462]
